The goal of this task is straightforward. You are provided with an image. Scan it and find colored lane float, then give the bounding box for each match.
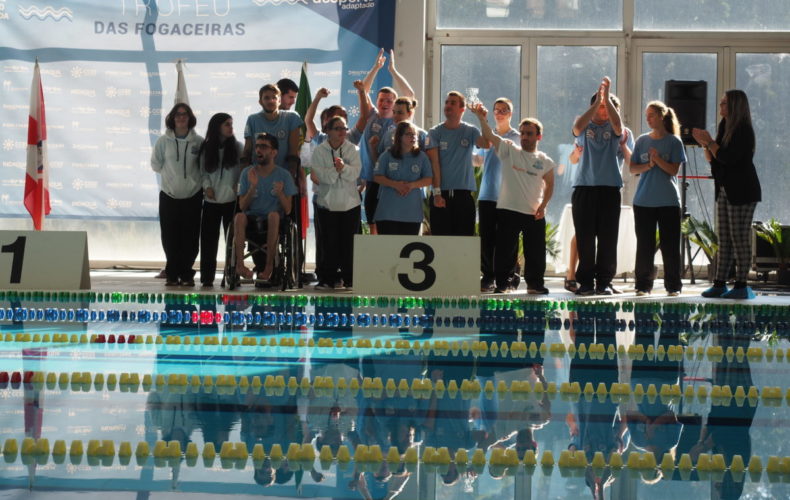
[3,333,790,368]
[4,436,790,481]
[3,370,790,406]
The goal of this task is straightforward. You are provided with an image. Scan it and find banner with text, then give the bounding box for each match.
[0,0,394,219]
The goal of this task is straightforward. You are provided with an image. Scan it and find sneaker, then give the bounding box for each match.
[334,281,347,291]
[181,278,195,287]
[701,285,728,298]
[527,286,549,295]
[575,284,596,296]
[635,289,650,297]
[564,279,578,293]
[493,287,509,294]
[315,282,332,291]
[595,286,614,296]
[480,279,495,293]
[666,290,681,297]
[721,286,756,300]
[201,282,214,288]
[155,269,167,279]
[609,284,623,294]
[165,279,179,286]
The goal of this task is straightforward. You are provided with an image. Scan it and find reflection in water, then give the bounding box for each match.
[1,298,786,499]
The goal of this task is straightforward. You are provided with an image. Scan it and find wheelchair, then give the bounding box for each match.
[222,212,301,291]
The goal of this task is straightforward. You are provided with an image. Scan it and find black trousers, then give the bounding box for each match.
[495,208,546,290]
[316,205,360,285]
[377,220,421,235]
[159,190,202,282]
[478,200,497,282]
[200,200,235,285]
[312,195,323,280]
[633,205,682,292]
[363,181,380,225]
[429,190,475,236]
[571,186,620,289]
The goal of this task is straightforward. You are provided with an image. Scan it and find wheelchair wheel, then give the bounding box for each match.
[279,219,301,291]
[222,219,239,290]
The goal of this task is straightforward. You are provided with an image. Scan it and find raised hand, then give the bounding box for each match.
[388,49,397,72]
[353,80,365,92]
[374,48,386,70]
[316,87,329,99]
[469,103,488,119]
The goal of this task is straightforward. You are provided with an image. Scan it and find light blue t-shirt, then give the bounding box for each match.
[358,109,394,182]
[574,121,633,188]
[373,150,432,224]
[311,132,327,146]
[426,122,481,191]
[243,110,304,167]
[632,134,687,208]
[478,127,520,202]
[377,123,428,155]
[238,165,298,217]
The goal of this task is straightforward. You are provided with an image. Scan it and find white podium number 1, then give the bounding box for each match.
[397,242,437,292]
[2,236,26,284]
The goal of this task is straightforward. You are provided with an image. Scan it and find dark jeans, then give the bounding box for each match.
[200,200,235,285]
[159,190,202,282]
[316,205,361,285]
[571,186,620,290]
[377,220,421,235]
[429,190,475,236]
[495,208,546,290]
[478,200,497,282]
[633,205,682,292]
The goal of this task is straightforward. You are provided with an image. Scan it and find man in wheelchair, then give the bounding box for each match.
[234,133,298,282]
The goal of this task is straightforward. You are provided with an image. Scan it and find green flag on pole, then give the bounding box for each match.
[295,61,312,137]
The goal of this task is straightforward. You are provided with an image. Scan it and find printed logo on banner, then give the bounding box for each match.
[252,0,308,6]
[72,179,98,190]
[17,5,73,21]
[0,2,8,21]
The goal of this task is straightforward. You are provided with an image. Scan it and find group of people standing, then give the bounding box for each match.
[151,48,761,299]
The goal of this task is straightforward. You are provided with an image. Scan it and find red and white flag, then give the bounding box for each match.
[25,60,51,230]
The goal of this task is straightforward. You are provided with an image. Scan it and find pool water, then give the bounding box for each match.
[1,293,790,499]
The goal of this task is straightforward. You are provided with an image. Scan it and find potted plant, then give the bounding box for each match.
[754,218,790,285]
[681,215,718,279]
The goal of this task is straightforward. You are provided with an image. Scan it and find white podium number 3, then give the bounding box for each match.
[2,236,26,284]
[397,242,436,292]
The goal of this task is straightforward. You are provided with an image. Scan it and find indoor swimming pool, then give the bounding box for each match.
[1,291,790,499]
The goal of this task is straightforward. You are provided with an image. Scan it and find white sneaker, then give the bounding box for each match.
[636,290,650,297]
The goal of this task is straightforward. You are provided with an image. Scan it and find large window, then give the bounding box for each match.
[736,52,790,223]
[439,45,522,116]
[634,0,790,31]
[536,45,618,224]
[437,0,623,30]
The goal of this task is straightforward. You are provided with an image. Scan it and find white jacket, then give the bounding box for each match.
[200,140,243,204]
[311,140,361,211]
[151,128,204,199]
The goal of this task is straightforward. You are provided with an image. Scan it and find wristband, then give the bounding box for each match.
[432,187,442,196]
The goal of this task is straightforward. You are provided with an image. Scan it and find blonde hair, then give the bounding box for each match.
[646,100,680,137]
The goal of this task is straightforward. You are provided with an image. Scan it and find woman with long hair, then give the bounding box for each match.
[693,90,762,299]
[369,97,427,164]
[198,113,242,287]
[310,116,361,290]
[629,101,687,296]
[151,103,203,286]
[373,121,433,235]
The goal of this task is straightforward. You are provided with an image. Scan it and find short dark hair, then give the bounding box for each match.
[320,105,348,132]
[259,83,281,100]
[590,92,621,110]
[255,132,279,152]
[377,86,397,97]
[276,78,299,95]
[447,91,466,108]
[519,117,543,136]
[164,103,196,131]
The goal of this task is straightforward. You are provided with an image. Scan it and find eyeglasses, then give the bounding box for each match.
[493,108,511,115]
[331,126,349,132]
[255,143,273,150]
[174,111,189,117]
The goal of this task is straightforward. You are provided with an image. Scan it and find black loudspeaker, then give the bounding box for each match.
[665,80,707,145]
